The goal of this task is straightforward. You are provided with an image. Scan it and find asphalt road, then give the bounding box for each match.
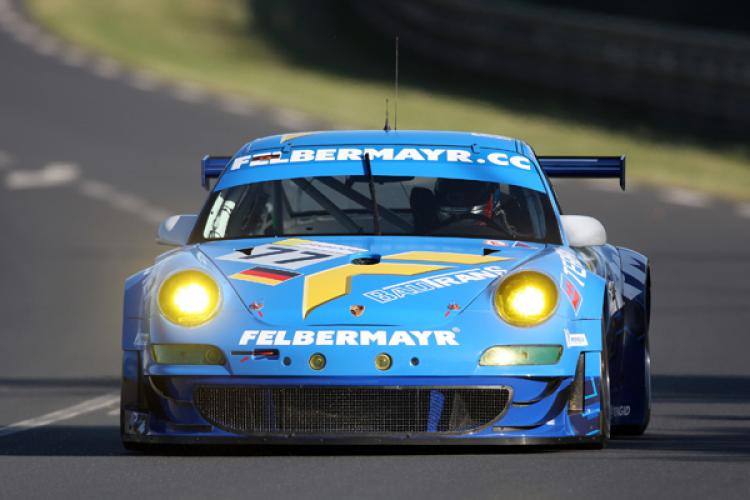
[1,1,749,499]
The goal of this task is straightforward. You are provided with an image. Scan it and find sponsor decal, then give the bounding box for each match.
[233,349,279,362]
[220,238,365,271]
[302,251,509,318]
[239,329,460,346]
[230,147,533,171]
[231,267,299,286]
[561,277,583,314]
[222,248,511,317]
[512,241,538,250]
[248,301,264,317]
[349,304,365,317]
[444,303,461,318]
[483,239,508,247]
[564,328,588,348]
[363,265,507,304]
[613,405,631,417]
[556,248,587,287]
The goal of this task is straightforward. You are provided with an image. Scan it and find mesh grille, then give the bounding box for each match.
[193,386,510,435]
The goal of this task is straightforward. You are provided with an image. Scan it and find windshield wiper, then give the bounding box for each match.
[291,178,362,234]
[362,153,382,235]
[316,177,412,232]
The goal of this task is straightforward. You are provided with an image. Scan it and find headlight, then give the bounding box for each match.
[494,271,557,327]
[158,270,220,327]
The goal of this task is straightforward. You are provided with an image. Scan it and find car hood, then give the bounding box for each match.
[197,236,548,327]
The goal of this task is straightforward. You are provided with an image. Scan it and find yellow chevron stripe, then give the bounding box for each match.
[383,251,511,265]
[302,262,447,318]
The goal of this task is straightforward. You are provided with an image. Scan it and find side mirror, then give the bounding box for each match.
[157,214,197,246]
[560,215,607,247]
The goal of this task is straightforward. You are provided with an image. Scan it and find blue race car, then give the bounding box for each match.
[121,130,651,449]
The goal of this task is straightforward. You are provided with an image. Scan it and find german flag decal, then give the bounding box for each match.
[231,267,300,286]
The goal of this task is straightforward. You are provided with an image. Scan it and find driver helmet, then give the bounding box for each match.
[433,179,499,219]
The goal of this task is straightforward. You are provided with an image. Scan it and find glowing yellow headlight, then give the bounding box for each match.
[158,270,220,327]
[494,271,557,327]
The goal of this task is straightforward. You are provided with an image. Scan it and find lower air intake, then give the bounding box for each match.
[193,386,510,435]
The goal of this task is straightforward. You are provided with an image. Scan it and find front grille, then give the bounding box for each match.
[193,386,510,435]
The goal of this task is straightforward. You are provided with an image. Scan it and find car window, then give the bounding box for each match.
[195,175,561,244]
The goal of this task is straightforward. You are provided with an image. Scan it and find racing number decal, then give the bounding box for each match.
[219,239,366,271]
[222,243,513,318]
[240,246,330,267]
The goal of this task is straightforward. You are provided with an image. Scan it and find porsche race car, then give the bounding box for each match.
[121,130,651,449]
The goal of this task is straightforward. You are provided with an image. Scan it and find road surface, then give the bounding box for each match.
[0,1,749,498]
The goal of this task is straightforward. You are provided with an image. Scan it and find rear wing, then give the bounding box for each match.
[202,154,626,190]
[201,155,230,190]
[538,156,626,190]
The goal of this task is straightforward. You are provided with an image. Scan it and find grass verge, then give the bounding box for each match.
[27,0,750,200]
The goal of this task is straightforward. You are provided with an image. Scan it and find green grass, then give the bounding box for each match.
[27,0,750,200]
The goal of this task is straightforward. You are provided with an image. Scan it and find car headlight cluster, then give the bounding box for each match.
[158,270,220,327]
[494,271,557,327]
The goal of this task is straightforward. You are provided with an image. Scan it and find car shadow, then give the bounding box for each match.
[0,375,747,458]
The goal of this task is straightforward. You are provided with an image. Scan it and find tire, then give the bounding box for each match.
[613,337,651,436]
[612,270,651,436]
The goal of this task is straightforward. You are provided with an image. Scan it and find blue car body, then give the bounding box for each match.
[121,130,651,448]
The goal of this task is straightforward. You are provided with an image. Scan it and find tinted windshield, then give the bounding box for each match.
[193,175,560,243]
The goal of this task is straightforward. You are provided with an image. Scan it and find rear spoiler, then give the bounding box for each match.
[538,156,626,190]
[201,154,626,191]
[201,155,231,190]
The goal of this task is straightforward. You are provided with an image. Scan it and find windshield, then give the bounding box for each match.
[193,175,561,243]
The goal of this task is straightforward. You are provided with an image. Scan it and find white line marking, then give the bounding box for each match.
[217,96,257,116]
[107,408,120,417]
[5,162,80,189]
[31,33,62,57]
[661,188,711,208]
[78,179,171,224]
[737,203,750,219]
[0,6,21,30]
[172,83,207,103]
[275,108,313,130]
[583,179,628,193]
[129,70,161,92]
[8,21,39,44]
[60,46,89,67]
[0,394,118,438]
[91,57,123,79]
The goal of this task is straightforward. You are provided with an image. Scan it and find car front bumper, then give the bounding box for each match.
[121,354,604,446]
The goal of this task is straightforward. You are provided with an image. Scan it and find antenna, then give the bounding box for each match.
[383,98,391,131]
[394,36,399,130]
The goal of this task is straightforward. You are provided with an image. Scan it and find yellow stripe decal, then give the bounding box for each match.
[302,263,448,318]
[279,132,320,143]
[383,251,511,265]
[274,238,310,246]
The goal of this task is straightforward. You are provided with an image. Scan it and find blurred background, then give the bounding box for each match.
[0,0,749,497]
[25,0,750,198]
